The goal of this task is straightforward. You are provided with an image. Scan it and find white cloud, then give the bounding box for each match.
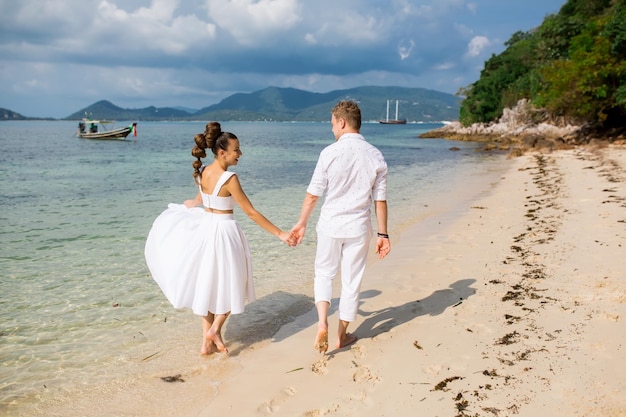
[206,0,302,46]
[434,62,455,71]
[94,0,217,54]
[0,0,566,117]
[304,33,317,45]
[466,35,491,57]
[398,40,415,60]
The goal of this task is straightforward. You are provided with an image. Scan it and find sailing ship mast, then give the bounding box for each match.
[379,99,407,124]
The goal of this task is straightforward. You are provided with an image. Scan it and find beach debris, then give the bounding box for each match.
[501,291,522,302]
[504,314,521,324]
[496,331,520,345]
[498,358,515,366]
[413,341,423,349]
[482,406,501,416]
[142,351,159,361]
[112,303,120,307]
[160,374,184,383]
[432,376,463,391]
[286,367,303,373]
[454,392,469,413]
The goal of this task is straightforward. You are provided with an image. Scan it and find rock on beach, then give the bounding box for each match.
[420,99,626,156]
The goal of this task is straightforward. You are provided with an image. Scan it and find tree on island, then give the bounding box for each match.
[459,0,626,131]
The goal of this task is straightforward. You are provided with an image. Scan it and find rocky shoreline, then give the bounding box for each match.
[420,99,626,156]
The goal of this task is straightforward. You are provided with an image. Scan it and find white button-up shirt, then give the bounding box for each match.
[307,133,388,238]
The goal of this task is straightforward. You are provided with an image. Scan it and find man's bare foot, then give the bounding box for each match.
[206,329,228,353]
[314,328,329,353]
[337,332,358,349]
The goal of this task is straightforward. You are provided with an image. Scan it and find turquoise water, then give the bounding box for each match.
[0,120,507,414]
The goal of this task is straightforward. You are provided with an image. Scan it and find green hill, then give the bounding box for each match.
[66,100,191,121]
[64,86,460,122]
[460,0,626,129]
[194,86,459,122]
[1,108,27,120]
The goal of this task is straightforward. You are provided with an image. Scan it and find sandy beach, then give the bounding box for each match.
[37,145,625,417]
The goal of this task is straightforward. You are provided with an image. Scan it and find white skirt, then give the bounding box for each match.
[145,204,255,315]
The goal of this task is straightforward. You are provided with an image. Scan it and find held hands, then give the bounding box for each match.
[290,223,306,245]
[277,222,306,247]
[278,230,298,247]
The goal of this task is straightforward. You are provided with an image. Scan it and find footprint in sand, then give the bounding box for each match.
[257,386,297,414]
[312,356,328,375]
[301,403,340,417]
[351,344,366,359]
[423,363,443,375]
[601,312,620,321]
[352,366,380,385]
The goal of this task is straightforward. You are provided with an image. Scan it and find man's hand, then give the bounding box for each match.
[375,237,390,259]
[290,223,307,245]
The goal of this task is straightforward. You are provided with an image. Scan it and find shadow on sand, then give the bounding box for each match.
[223,279,476,356]
[224,291,314,356]
[354,279,477,341]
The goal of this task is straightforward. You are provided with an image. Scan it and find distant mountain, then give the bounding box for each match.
[0,86,459,122]
[193,86,460,122]
[172,106,199,114]
[1,108,27,120]
[65,100,192,121]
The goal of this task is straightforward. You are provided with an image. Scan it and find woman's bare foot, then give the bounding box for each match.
[337,332,358,349]
[200,339,217,356]
[206,329,229,353]
[314,328,329,353]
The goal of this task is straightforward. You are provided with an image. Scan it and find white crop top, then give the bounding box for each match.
[198,170,236,211]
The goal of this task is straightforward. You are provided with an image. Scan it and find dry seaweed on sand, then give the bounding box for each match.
[160,374,185,383]
[433,376,464,391]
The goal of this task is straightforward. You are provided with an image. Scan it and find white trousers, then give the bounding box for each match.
[314,230,372,322]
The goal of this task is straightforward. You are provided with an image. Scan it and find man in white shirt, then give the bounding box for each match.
[291,100,391,353]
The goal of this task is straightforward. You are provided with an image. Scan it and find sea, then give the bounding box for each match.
[0,120,509,415]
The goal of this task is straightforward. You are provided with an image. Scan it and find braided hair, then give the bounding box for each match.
[192,122,238,180]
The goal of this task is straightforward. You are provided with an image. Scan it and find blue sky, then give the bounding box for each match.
[0,0,565,118]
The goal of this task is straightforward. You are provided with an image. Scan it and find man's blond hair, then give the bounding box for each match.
[332,100,361,130]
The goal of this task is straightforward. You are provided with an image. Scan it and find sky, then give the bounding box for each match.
[0,0,566,118]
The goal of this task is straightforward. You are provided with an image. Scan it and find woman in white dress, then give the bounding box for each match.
[145,122,296,354]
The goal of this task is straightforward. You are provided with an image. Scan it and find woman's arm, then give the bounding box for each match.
[226,174,295,245]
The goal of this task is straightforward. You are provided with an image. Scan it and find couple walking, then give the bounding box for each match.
[145,100,391,355]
